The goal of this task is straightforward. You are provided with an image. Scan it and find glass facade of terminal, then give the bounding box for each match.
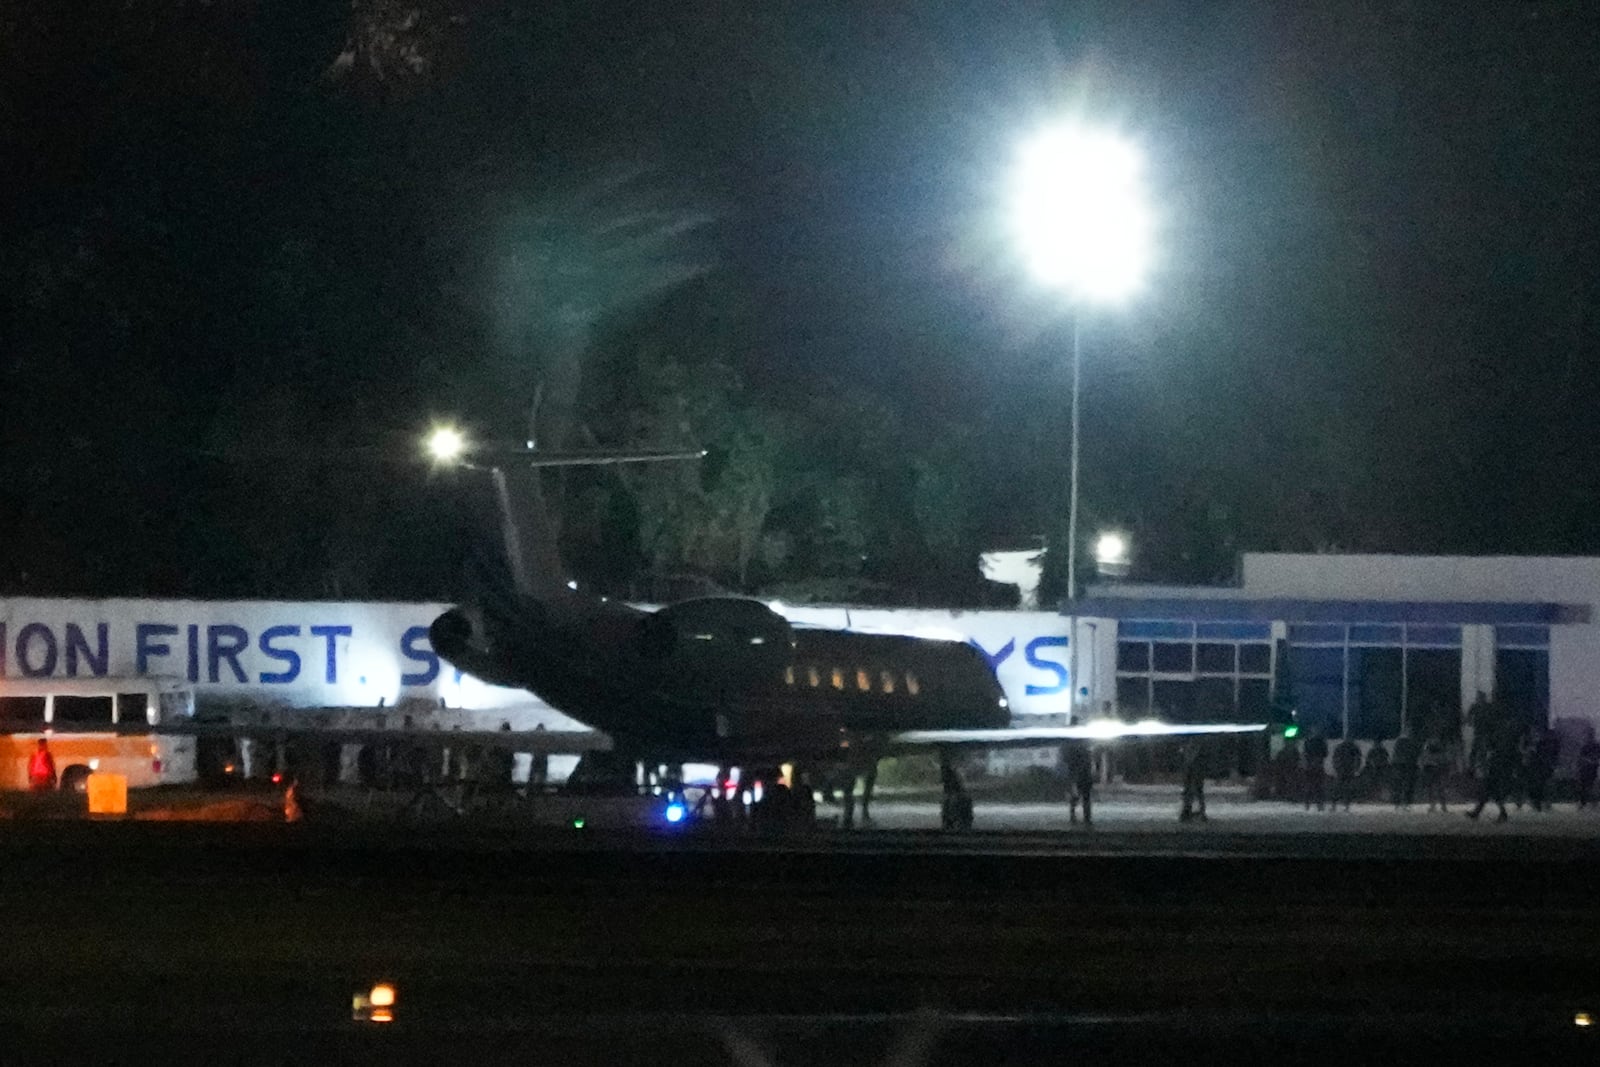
[1113,616,1553,741]
[1284,623,1463,740]
[1114,621,1274,724]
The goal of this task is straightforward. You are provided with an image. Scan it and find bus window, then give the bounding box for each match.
[879,671,896,694]
[807,666,820,688]
[783,666,795,686]
[0,697,45,727]
[117,692,151,725]
[830,668,844,690]
[855,668,871,692]
[158,690,193,721]
[906,672,921,697]
[54,696,114,728]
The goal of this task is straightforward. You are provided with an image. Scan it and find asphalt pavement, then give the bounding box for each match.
[859,786,1600,840]
[2,795,1598,1063]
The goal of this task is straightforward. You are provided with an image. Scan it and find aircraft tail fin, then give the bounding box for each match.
[464,446,705,602]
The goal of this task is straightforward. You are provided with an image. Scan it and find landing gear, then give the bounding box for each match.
[939,748,973,832]
[750,766,814,835]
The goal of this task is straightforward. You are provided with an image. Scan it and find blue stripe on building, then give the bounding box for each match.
[1063,597,1589,626]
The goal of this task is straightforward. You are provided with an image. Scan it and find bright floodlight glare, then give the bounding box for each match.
[1011,124,1153,303]
[1094,530,1129,566]
[426,426,466,463]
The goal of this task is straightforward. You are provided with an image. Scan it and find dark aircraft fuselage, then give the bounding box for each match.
[429,593,1009,765]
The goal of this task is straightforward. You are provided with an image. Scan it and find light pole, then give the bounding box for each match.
[1010,123,1153,715]
[1067,311,1082,618]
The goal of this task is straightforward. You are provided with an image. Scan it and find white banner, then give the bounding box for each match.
[0,599,1074,720]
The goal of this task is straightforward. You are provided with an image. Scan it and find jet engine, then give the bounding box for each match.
[428,605,522,688]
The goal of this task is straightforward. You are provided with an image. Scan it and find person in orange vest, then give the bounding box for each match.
[28,738,56,791]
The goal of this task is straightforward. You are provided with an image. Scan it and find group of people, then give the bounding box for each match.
[1059,737,1220,824]
[1279,728,1456,813]
[1056,695,1600,828]
[1458,693,1600,821]
[1275,693,1600,821]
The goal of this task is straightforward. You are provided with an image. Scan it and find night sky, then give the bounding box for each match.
[3,2,1598,600]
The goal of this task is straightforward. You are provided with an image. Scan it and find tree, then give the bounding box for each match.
[615,354,779,591]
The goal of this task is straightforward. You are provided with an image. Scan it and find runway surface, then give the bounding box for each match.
[2,805,1598,1063]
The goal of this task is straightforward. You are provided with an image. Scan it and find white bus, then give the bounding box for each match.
[0,676,197,792]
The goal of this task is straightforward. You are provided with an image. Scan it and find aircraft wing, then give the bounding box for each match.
[885,720,1270,751]
[137,717,1264,759]
[143,721,614,754]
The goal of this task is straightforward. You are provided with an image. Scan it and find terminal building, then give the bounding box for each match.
[1073,553,1600,747]
[0,551,1595,776]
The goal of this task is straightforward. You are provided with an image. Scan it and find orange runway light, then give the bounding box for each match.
[352,982,398,1023]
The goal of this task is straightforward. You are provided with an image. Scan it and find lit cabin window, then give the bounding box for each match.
[784,665,795,686]
[906,672,921,696]
[879,670,896,694]
[856,668,871,692]
[807,666,821,688]
[831,668,845,690]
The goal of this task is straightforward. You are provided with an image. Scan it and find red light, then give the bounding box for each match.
[271,772,283,784]
[724,781,736,793]
[151,760,163,774]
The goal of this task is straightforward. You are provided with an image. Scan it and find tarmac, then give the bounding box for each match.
[857,785,1600,838]
[1,788,1598,1062]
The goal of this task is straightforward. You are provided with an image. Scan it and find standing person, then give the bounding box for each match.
[528,723,549,794]
[1577,736,1600,809]
[1511,727,1536,811]
[1179,739,1209,823]
[1391,730,1420,809]
[459,737,484,806]
[1063,742,1095,825]
[1467,691,1495,736]
[1331,737,1362,811]
[28,738,56,791]
[1419,734,1450,812]
[1302,730,1329,812]
[1363,741,1390,802]
[1466,720,1513,823]
[1527,727,1560,813]
[859,759,880,823]
[486,722,516,803]
[1271,737,1300,802]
